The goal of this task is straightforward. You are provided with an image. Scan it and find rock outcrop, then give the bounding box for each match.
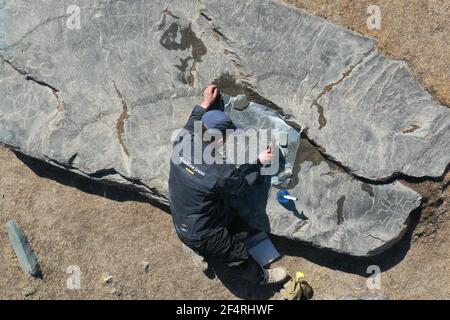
[202,0,450,180]
[1,0,448,255]
[224,97,421,256]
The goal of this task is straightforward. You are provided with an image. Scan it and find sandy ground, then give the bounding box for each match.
[0,1,449,299]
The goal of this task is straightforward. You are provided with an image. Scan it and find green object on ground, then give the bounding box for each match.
[5,220,41,278]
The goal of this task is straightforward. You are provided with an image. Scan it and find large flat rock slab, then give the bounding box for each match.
[223,96,421,255]
[201,0,450,180]
[0,0,439,255]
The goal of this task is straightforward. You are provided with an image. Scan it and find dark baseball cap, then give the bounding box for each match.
[202,110,237,133]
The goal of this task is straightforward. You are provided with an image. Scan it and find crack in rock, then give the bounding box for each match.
[52,90,63,112]
[337,195,346,225]
[313,48,376,106]
[309,48,376,130]
[0,15,67,50]
[112,80,130,158]
[402,123,420,134]
[0,55,59,92]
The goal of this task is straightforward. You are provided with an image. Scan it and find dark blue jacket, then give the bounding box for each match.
[168,105,261,240]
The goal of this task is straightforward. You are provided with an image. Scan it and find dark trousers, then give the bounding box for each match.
[178,217,266,284]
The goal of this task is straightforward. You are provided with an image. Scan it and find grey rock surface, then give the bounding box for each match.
[313,52,450,180]
[229,138,421,256]
[202,0,450,180]
[5,220,41,277]
[0,0,443,255]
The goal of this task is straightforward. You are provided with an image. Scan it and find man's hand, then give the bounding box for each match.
[200,84,219,109]
[258,142,275,165]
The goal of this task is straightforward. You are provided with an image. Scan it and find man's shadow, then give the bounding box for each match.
[273,206,421,277]
[206,258,284,300]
